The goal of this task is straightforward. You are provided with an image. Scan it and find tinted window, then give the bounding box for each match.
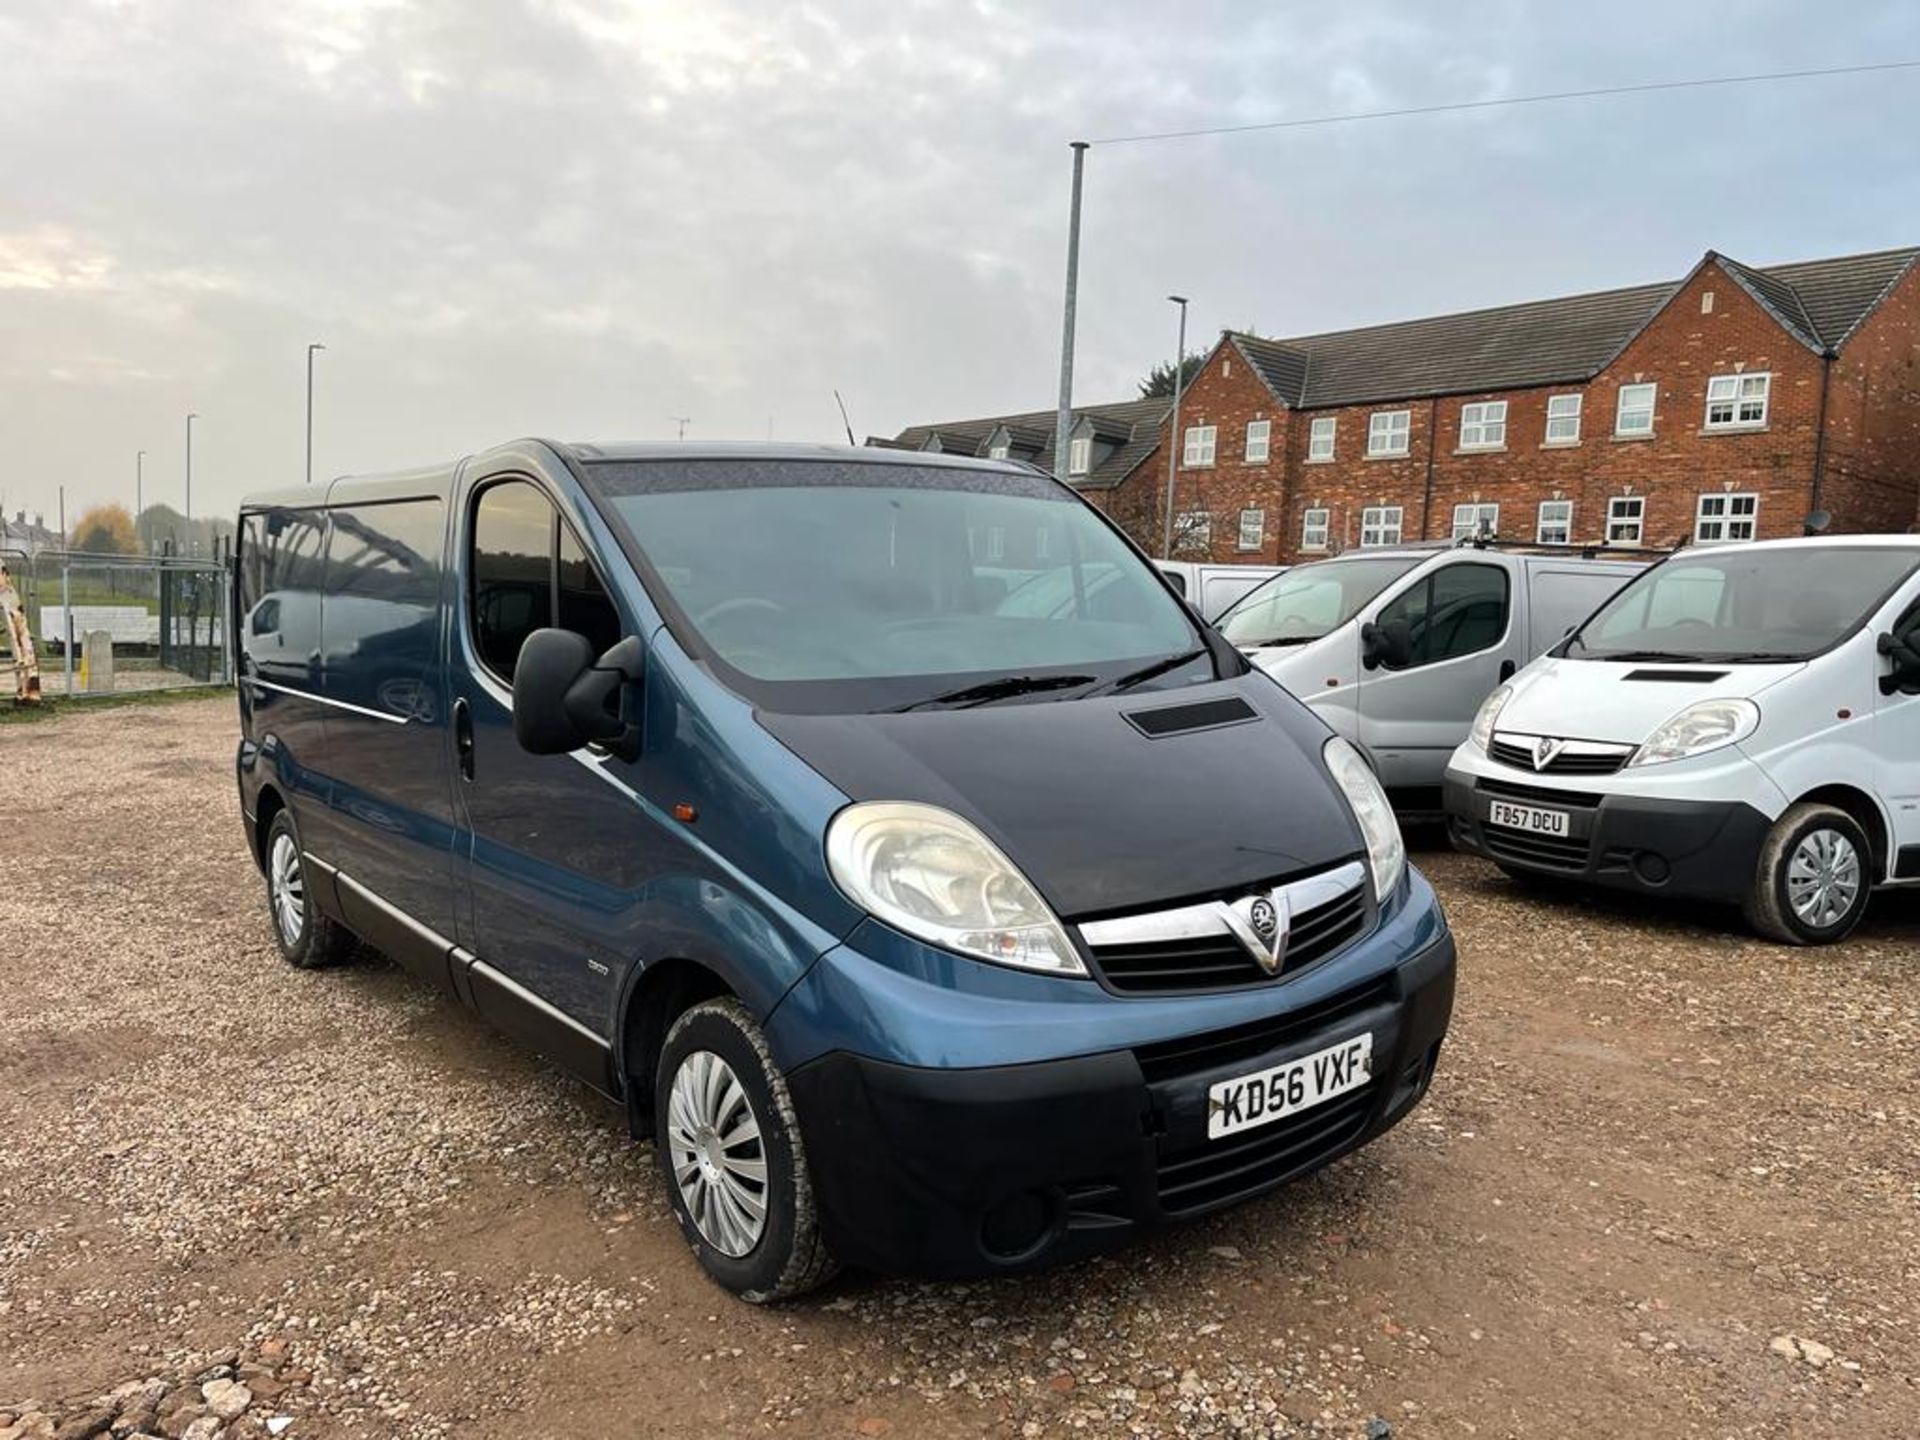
[240,505,326,680]
[472,482,554,681]
[559,523,621,658]
[323,499,445,716]
[1376,563,1509,668]
[1574,547,1920,662]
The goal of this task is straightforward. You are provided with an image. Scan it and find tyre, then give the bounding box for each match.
[654,997,837,1303]
[263,809,358,969]
[1743,803,1873,946]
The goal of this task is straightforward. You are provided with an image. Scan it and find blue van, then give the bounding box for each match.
[234,443,1456,1301]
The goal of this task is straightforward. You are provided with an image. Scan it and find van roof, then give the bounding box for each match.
[238,440,1036,512]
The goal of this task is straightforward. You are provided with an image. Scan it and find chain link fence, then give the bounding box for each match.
[1,547,232,700]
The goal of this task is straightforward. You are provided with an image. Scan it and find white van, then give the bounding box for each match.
[1153,561,1287,622]
[1219,545,1643,804]
[1444,536,1920,944]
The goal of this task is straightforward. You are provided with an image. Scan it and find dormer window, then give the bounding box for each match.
[1068,436,1092,475]
[986,424,1013,461]
[988,441,1009,460]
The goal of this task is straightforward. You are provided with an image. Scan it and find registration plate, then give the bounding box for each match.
[1207,1033,1374,1140]
[1487,799,1570,836]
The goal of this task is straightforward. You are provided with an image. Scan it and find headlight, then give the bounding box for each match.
[825,801,1085,976]
[1468,684,1512,752]
[1323,736,1405,902]
[1627,698,1760,767]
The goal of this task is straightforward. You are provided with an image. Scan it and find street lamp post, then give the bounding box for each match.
[306,343,326,486]
[1052,141,1090,480]
[184,412,198,555]
[136,449,146,552]
[1160,296,1190,559]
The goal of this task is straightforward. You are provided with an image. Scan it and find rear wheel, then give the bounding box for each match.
[1743,803,1872,946]
[264,810,357,969]
[654,998,836,1303]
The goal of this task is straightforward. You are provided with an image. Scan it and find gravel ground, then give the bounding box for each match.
[3,696,1916,1439]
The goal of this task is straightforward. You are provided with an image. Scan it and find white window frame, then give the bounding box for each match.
[1182,424,1217,467]
[1360,505,1404,547]
[1236,508,1265,552]
[987,441,1009,461]
[1536,499,1573,545]
[1458,401,1508,451]
[1615,383,1656,437]
[1033,526,1051,561]
[1244,419,1271,464]
[1366,410,1411,458]
[985,525,1006,561]
[1606,496,1645,546]
[1176,508,1212,549]
[1301,507,1331,551]
[1067,435,1092,475]
[1694,491,1759,544]
[1704,372,1770,430]
[1451,502,1499,540]
[1545,394,1582,445]
[1307,416,1337,462]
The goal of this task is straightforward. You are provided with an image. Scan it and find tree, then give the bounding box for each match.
[1137,351,1211,399]
[70,502,140,555]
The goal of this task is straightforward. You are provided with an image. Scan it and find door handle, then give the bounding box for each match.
[1499,659,1516,681]
[453,697,475,781]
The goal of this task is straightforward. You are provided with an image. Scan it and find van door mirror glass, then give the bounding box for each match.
[1361,619,1414,671]
[512,629,644,758]
[1877,629,1920,696]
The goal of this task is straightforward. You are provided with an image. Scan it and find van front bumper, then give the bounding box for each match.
[782,922,1455,1281]
[1443,766,1771,904]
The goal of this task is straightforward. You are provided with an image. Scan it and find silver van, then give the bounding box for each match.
[1218,545,1644,804]
[1153,561,1288,622]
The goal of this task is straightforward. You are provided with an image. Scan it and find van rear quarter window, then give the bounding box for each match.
[241,506,326,681]
[321,499,446,716]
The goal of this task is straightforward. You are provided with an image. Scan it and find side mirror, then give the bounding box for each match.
[1877,630,1920,696]
[1360,619,1414,671]
[512,630,644,759]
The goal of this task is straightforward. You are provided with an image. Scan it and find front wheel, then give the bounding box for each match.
[1743,803,1873,945]
[654,998,837,1302]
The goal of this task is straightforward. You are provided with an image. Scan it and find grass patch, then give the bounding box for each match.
[0,686,232,725]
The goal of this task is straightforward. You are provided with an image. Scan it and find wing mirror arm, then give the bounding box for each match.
[566,636,645,761]
[513,630,646,761]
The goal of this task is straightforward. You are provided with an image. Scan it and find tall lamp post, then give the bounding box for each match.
[1052,141,1090,480]
[136,449,146,552]
[306,343,326,486]
[1159,295,1190,558]
[184,412,199,555]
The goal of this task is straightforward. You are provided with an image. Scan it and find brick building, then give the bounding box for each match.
[886,245,1920,563]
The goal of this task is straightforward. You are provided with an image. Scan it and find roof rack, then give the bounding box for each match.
[1451,534,1679,561]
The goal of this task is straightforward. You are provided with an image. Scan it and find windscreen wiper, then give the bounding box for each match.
[1250,635,1315,649]
[888,673,1096,713]
[1593,649,1711,663]
[1715,651,1805,663]
[1079,647,1212,698]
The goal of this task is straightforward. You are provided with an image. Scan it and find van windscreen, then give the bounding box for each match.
[583,460,1205,712]
[1217,556,1421,648]
[1568,546,1919,662]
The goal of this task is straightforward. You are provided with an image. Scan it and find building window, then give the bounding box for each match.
[1705,372,1770,430]
[985,525,1006,561]
[1695,491,1759,543]
[1545,394,1582,445]
[1236,508,1265,551]
[1451,502,1499,540]
[1615,383,1656,437]
[1458,401,1507,450]
[1182,424,1217,467]
[1367,410,1411,457]
[1244,419,1271,464]
[1360,506,1404,547]
[1606,496,1645,545]
[1067,436,1091,475]
[1537,499,1573,544]
[988,441,1009,460]
[1034,526,1051,561]
[1307,417,1337,462]
[1301,507,1331,551]
[1177,509,1212,549]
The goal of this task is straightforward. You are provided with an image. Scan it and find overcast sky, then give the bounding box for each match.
[3,0,1917,527]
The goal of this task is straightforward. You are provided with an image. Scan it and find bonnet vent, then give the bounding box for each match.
[1622,669,1729,684]
[1124,696,1259,738]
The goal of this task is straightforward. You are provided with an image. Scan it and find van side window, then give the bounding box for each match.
[1376,563,1509,669]
[471,479,621,682]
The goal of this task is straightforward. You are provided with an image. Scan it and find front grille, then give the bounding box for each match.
[1489,737,1629,776]
[1155,1088,1374,1214]
[1482,824,1590,871]
[1477,776,1603,809]
[1087,883,1368,994]
[1133,974,1394,1085]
